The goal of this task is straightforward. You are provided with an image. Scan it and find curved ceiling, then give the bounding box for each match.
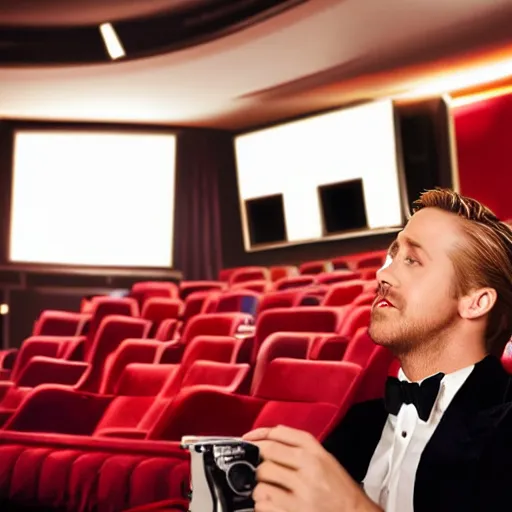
[1,0,512,130]
[0,0,204,26]
[0,0,305,64]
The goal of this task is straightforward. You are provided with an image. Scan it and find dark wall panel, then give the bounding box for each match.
[7,289,83,349]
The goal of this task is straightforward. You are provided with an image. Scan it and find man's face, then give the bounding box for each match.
[369,207,463,354]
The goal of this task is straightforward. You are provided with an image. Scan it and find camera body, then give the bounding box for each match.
[182,436,260,512]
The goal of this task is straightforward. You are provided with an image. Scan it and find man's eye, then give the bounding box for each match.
[404,256,418,265]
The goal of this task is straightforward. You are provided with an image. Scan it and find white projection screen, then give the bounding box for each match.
[9,130,176,268]
[235,100,403,250]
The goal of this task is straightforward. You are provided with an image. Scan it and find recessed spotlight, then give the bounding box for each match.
[99,23,126,60]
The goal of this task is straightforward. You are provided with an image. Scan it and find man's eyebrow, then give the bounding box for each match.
[388,236,432,260]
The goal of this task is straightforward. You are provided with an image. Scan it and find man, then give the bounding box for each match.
[244,189,512,512]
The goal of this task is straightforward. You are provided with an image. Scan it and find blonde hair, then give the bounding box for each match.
[413,189,512,357]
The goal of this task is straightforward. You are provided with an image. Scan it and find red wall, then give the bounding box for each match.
[453,93,512,220]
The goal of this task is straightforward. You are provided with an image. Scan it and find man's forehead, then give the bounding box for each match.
[397,208,463,251]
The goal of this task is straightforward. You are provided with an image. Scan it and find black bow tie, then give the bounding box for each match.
[384,372,444,422]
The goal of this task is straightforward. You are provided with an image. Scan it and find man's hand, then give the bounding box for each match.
[243,425,382,512]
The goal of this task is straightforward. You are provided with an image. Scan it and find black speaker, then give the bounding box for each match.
[245,194,286,246]
[397,99,454,211]
[318,179,368,235]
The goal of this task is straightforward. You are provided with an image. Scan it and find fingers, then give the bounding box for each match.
[244,425,318,449]
[253,482,295,512]
[256,460,301,493]
[253,440,303,470]
[243,427,273,442]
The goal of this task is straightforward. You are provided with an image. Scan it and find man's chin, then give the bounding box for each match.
[368,324,396,347]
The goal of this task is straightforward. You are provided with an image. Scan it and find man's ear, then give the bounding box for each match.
[459,288,497,320]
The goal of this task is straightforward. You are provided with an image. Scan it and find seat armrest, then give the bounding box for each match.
[95,427,148,440]
[4,384,112,435]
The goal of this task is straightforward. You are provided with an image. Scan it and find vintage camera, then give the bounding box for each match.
[181,436,260,512]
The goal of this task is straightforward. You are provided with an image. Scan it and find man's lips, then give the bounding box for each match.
[373,296,396,309]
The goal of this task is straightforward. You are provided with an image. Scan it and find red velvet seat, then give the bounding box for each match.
[131,281,180,309]
[228,266,270,286]
[251,306,346,362]
[160,312,252,364]
[322,281,365,306]
[0,356,362,511]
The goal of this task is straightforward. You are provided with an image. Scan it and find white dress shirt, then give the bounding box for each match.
[363,364,475,512]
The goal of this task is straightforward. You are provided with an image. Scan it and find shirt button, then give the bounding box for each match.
[401,431,407,438]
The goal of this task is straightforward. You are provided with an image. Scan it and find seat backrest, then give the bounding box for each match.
[331,257,349,270]
[274,275,315,291]
[180,361,250,393]
[339,306,371,338]
[322,281,365,306]
[361,267,379,280]
[343,328,377,367]
[179,281,225,300]
[253,307,345,362]
[77,315,151,393]
[316,270,362,286]
[141,297,182,322]
[299,260,333,275]
[154,318,179,341]
[356,252,386,269]
[114,363,175,396]
[180,312,253,346]
[344,327,395,402]
[182,291,221,324]
[250,332,334,393]
[257,290,300,315]
[230,280,271,294]
[132,280,179,296]
[251,359,362,440]
[159,335,245,397]
[33,311,89,337]
[11,336,75,382]
[269,266,299,282]
[99,338,163,394]
[131,281,179,310]
[228,267,270,286]
[215,291,261,316]
[353,292,375,306]
[86,297,139,352]
[218,268,238,283]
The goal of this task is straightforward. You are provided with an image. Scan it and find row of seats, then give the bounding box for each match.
[0,307,392,510]
[0,303,372,410]
[0,250,388,510]
[218,249,387,284]
[0,273,376,379]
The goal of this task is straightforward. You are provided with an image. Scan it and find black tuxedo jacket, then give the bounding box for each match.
[323,355,512,512]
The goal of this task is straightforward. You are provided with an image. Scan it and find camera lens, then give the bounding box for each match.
[226,461,257,496]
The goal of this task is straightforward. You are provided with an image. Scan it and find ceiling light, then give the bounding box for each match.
[394,56,512,101]
[99,23,125,61]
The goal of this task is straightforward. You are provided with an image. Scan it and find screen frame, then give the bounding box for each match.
[234,100,409,253]
[3,120,178,272]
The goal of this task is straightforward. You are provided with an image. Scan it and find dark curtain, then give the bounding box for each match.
[173,129,234,280]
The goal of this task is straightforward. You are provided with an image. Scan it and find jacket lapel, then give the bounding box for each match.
[414,356,511,512]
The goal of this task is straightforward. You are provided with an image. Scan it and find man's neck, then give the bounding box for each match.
[398,344,487,382]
